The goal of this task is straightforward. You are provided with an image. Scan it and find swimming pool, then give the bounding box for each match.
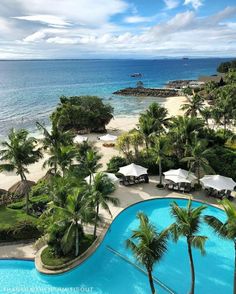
[0,198,233,294]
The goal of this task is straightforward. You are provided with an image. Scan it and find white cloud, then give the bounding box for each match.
[0,1,236,58]
[18,0,128,25]
[13,15,71,27]
[184,0,203,10]
[124,14,156,23]
[164,0,179,10]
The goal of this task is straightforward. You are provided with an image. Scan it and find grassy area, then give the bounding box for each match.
[41,234,94,267]
[7,194,49,210]
[0,206,37,230]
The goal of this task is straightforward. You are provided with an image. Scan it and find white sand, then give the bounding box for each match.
[0,96,186,190]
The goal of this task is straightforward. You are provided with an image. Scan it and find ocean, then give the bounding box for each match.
[0,58,230,139]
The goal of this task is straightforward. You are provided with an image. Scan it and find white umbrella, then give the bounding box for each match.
[85,172,119,184]
[164,175,192,184]
[200,175,236,191]
[164,168,196,183]
[118,163,147,177]
[99,134,117,141]
[73,135,88,144]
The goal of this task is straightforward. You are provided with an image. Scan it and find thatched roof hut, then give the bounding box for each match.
[8,180,35,198]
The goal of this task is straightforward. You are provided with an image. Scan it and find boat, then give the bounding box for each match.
[130,73,142,78]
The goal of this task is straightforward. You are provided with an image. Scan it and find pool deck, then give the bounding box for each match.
[0,176,223,260]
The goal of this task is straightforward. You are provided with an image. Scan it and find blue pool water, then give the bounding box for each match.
[0,58,230,139]
[0,198,233,294]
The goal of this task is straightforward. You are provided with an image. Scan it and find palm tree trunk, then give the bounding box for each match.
[145,138,149,150]
[187,238,195,294]
[21,172,30,215]
[197,163,200,185]
[234,240,236,294]
[93,202,99,240]
[159,161,162,186]
[75,224,79,257]
[147,268,156,294]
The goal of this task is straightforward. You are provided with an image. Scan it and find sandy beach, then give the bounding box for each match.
[0,95,186,191]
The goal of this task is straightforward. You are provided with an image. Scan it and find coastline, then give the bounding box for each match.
[0,95,186,190]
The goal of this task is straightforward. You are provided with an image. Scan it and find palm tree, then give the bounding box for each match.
[145,102,169,134]
[169,116,204,157]
[0,129,42,213]
[126,212,168,294]
[204,199,236,294]
[36,121,73,174]
[139,103,169,149]
[200,107,212,128]
[138,115,156,150]
[44,145,77,177]
[151,137,171,187]
[53,187,94,257]
[81,150,102,185]
[169,199,207,294]
[89,173,118,239]
[181,94,204,117]
[181,138,214,185]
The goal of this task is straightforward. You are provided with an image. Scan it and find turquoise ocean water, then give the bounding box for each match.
[0,58,230,139]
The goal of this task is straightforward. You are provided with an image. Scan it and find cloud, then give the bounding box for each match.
[13,15,71,28]
[184,0,203,10]
[124,14,156,24]
[0,1,236,58]
[164,0,179,10]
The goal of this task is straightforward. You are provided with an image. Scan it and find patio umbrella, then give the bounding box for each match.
[164,175,192,184]
[164,168,196,183]
[118,163,147,177]
[73,135,88,144]
[200,175,236,191]
[99,134,117,141]
[85,172,119,184]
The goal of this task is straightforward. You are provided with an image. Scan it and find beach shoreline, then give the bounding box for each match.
[0,95,186,191]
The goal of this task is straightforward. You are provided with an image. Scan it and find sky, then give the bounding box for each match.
[0,0,236,59]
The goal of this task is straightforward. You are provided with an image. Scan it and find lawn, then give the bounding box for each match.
[0,206,37,230]
[41,234,94,267]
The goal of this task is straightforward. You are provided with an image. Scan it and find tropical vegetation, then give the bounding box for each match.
[169,200,207,294]
[205,199,236,294]
[126,212,168,294]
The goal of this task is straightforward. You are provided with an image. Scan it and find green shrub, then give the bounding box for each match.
[42,234,94,266]
[106,156,127,173]
[205,146,236,180]
[0,220,41,242]
[134,152,178,175]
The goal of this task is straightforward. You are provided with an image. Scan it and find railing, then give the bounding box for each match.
[106,245,176,294]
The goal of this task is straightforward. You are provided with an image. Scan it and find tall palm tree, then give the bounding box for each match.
[138,103,169,149]
[151,137,172,187]
[89,173,118,239]
[169,116,204,158]
[204,199,236,294]
[0,128,42,213]
[81,150,102,185]
[145,102,169,135]
[36,121,73,174]
[200,107,212,128]
[169,199,207,294]
[181,138,214,185]
[44,145,77,177]
[138,115,156,150]
[53,187,94,257]
[126,212,168,294]
[181,94,204,117]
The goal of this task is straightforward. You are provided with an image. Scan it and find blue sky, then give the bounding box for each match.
[0,0,236,59]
